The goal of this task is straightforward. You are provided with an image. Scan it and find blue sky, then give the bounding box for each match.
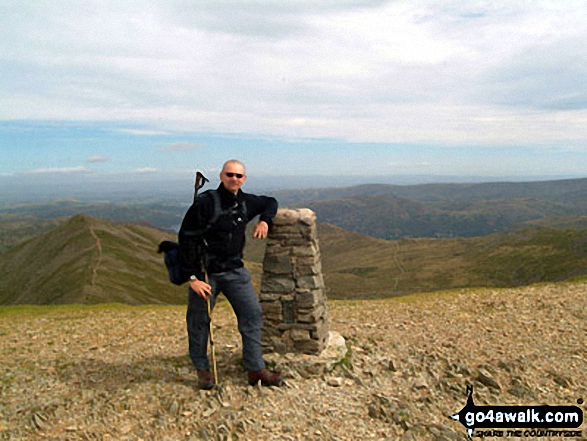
[2,1,587,187]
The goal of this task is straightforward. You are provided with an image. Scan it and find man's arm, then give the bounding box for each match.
[245,194,278,239]
[246,194,278,222]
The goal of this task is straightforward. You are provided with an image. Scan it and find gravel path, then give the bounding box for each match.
[1,282,586,440]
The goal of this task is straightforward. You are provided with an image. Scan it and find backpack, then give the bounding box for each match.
[158,190,246,285]
[157,240,186,285]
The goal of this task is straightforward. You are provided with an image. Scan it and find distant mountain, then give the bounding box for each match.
[4,194,583,243]
[272,177,587,205]
[3,177,587,241]
[0,196,575,246]
[307,194,444,239]
[390,177,587,203]
[0,215,186,305]
[304,195,586,239]
[0,199,185,231]
[266,178,587,239]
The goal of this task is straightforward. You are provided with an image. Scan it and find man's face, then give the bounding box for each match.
[220,162,246,194]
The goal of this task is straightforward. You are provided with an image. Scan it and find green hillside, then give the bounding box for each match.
[512,215,587,230]
[0,214,68,254]
[317,223,587,299]
[3,215,587,305]
[0,215,187,305]
[245,221,587,299]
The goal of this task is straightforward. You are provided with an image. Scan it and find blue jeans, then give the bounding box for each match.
[186,267,266,372]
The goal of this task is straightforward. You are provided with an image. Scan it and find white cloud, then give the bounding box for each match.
[117,129,171,136]
[23,166,91,175]
[1,1,586,146]
[164,142,206,151]
[134,167,158,173]
[87,155,110,163]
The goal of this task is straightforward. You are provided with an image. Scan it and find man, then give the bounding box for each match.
[179,159,283,389]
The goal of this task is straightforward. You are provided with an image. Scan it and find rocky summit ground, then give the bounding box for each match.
[0,282,586,440]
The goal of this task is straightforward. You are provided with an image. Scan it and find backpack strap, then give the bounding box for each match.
[208,190,222,226]
[181,190,221,237]
[240,199,248,221]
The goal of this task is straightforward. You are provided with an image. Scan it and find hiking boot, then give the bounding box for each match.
[197,369,214,390]
[248,368,284,387]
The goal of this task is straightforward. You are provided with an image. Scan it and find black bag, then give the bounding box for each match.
[157,241,187,285]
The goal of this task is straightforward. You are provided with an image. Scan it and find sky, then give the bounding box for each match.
[1,0,587,193]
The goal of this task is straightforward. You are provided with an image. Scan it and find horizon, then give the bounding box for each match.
[1,171,586,206]
[2,2,587,183]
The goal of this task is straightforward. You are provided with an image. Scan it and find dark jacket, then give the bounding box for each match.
[179,183,278,277]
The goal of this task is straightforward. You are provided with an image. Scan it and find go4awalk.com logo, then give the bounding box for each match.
[450,386,584,439]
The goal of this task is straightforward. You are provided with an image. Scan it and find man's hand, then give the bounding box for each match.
[189,279,212,299]
[253,220,269,239]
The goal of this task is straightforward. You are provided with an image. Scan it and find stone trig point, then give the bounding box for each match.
[260,208,330,355]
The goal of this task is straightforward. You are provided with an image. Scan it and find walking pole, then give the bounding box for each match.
[193,170,217,385]
[206,291,218,385]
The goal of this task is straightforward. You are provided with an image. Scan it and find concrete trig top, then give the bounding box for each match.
[272,208,316,226]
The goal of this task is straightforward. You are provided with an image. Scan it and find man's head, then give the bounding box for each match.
[220,159,247,194]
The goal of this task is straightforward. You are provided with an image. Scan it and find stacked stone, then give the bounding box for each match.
[260,208,329,355]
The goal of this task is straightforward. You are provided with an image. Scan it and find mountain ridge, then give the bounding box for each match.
[3,213,587,305]
[0,215,186,305]
[273,176,587,205]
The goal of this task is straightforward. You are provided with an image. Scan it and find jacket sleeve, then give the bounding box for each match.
[246,194,278,224]
[178,193,214,279]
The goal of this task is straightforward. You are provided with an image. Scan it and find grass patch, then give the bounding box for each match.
[565,275,587,283]
[334,343,353,369]
[0,302,183,318]
[336,266,378,277]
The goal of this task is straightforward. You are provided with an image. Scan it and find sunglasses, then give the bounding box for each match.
[225,172,244,178]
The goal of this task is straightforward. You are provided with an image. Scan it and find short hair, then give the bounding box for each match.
[222,159,246,174]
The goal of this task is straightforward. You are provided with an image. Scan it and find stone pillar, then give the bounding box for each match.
[260,208,329,355]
